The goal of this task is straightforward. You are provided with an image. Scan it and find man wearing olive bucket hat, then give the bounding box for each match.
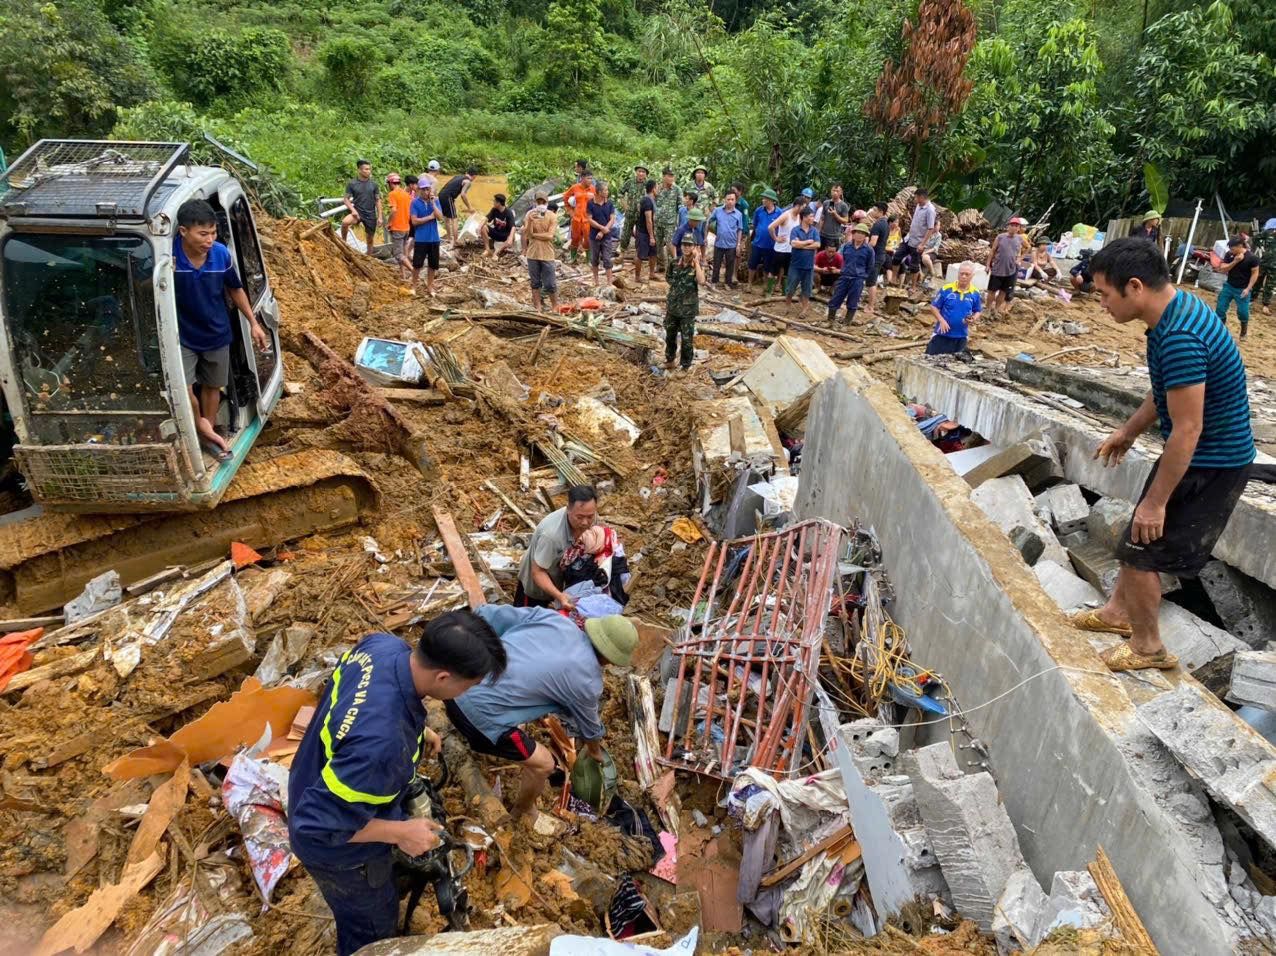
[444,604,639,824]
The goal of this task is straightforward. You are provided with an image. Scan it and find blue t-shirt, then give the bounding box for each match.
[173,240,242,353]
[709,207,744,249]
[930,283,982,339]
[838,242,877,279]
[677,205,689,230]
[788,225,820,270]
[672,220,707,254]
[752,206,783,250]
[411,197,442,243]
[587,200,615,240]
[1147,290,1254,469]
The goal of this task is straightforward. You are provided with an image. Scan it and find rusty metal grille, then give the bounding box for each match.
[15,441,187,505]
[0,140,188,219]
[662,518,845,779]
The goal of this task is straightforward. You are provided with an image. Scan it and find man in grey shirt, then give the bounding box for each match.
[515,485,598,609]
[985,215,1026,317]
[819,185,850,251]
[888,187,937,289]
[342,159,382,256]
[444,604,638,821]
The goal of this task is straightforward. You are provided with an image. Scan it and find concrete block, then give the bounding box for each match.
[1157,600,1250,672]
[1068,539,1178,596]
[945,443,1006,477]
[1035,870,1111,940]
[843,718,900,777]
[1086,497,1132,552]
[991,867,1048,954]
[1035,484,1089,536]
[1201,560,1276,650]
[971,475,1070,568]
[1058,530,1089,549]
[1009,526,1045,565]
[904,743,1028,932]
[830,721,948,918]
[1227,650,1276,711]
[1032,560,1102,612]
[64,569,122,624]
[1138,683,1276,850]
[963,432,1057,489]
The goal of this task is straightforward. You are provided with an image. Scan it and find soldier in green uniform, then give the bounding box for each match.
[654,167,682,272]
[691,166,717,215]
[618,165,649,256]
[665,211,705,370]
[1255,218,1276,315]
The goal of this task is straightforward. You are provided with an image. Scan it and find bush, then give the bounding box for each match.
[152,26,293,110]
[318,36,384,101]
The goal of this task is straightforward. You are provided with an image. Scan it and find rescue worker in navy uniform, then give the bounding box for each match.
[288,611,507,955]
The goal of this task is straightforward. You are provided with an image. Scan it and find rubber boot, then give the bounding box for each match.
[827,308,837,324]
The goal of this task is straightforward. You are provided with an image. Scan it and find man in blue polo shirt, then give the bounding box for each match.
[174,199,269,461]
[747,188,782,292]
[1073,238,1255,673]
[828,222,877,324]
[925,262,982,354]
[289,611,506,955]
[707,191,744,289]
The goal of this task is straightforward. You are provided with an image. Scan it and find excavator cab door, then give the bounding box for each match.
[216,182,283,421]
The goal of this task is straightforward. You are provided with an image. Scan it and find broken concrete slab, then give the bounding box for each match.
[903,743,1028,932]
[1200,561,1276,650]
[943,444,1006,478]
[690,396,788,507]
[352,924,562,955]
[1156,600,1250,673]
[1086,496,1133,552]
[962,432,1058,489]
[970,475,1069,568]
[1227,650,1276,711]
[1035,484,1089,536]
[1139,683,1276,850]
[1058,530,1088,549]
[740,335,839,415]
[1032,560,1101,612]
[1067,538,1178,596]
[1035,870,1112,940]
[991,867,1047,954]
[64,570,121,624]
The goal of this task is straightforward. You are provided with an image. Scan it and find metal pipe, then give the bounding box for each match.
[1176,198,1203,286]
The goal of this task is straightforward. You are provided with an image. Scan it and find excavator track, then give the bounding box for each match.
[0,449,380,614]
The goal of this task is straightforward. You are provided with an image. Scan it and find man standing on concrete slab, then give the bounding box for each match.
[1077,238,1255,672]
[1215,235,1261,338]
[986,217,1025,318]
[925,262,981,355]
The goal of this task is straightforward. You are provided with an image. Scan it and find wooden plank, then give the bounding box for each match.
[1089,845,1158,954]
[529,326,551,365]
[0,615,62,633]
[300,220,329,241]
[760,825,856,888]
[835,338,927,361]
[432,506,486,609]
[375,387,447,405]
[3,647,97,695]
[727,415,746,456]
[483,480,537,531]
[29,732,96,770]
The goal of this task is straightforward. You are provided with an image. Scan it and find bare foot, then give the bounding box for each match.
[195,416,230,453]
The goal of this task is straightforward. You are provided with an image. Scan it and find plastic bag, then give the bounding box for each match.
[222,752,293,905]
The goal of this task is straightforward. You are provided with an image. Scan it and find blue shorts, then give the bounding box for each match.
[748,244,776,273]
[926,334,967,355]
[786,266,814,298]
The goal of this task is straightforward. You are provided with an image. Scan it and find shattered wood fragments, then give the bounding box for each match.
[663,519,844,779]
[432,506,487,609]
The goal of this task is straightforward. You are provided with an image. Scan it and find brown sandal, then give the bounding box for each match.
[1068,609,1133,638]
[1101,643,1179,672]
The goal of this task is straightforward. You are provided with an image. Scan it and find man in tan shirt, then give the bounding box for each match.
[522,190,560,312]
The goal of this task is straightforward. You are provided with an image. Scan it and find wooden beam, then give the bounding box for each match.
[300,220,329,241]
[483,480,538,531]
[374,387,447,405]
[3,647,98,695]
[0,615,62,633]
[529,326,551,365]
[1089,845,1158,953]
[432,506,486,609]
[760,825,857,888]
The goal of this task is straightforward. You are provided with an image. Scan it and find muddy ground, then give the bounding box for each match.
[1,219,1260,955]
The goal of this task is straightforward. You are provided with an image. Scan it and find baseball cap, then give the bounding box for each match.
[417,176,433,188]
[801,187,814,198]
[1009,216,1027,226]
[428,160,440,171]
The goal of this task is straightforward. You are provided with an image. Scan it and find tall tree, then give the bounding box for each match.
[543,0,606,96]
[865,0,977,181]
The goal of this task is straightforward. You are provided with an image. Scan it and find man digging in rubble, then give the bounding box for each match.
[1073,238,1255,672]
[289,612,507,956]
[516,485,600,608]
[444,605,638,825]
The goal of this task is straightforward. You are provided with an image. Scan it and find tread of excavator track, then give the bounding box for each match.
[0,449,380,614]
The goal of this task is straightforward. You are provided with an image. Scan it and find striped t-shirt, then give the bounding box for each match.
[1146,290,1254,469]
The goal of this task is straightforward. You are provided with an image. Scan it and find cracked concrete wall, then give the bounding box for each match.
[895,358,1276,590]
[794,365,1267,953]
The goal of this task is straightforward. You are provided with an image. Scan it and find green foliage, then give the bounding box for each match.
[318,37,383,102]
[151,25,292,109]
[543,0,606,96]
[1144,163,1168,214]
[0,0,159,145]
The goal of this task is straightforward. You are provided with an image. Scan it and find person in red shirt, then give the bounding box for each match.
[815,243,844,293]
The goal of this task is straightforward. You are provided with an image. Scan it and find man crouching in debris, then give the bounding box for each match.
[288,613,507,955]
[444,605,638,822]
[1076,237,1254,672]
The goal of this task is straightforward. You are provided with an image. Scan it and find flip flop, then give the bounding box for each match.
[1101,643,1179,672]
[1068,609,1133,638]
[202,442,233,463]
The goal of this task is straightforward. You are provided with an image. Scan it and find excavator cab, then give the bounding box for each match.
[0,140,284,512]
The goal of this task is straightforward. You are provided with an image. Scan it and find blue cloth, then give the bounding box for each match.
[288,633,426,869]
[1215,282,1252,327]
[677,205,689,230]
[307,858,399,956]
[751,205,783,250]
[672,219,706,251]
[785,266,814,298]
[838,242,877,279]
[709,207,744,248]
[587,200,615,240]
[453,605,605,743]
[1148,290,1254,469]
[173,240,242,352]
[829,275,865,316]
[788,225,820,270]
[930,283,982,339]
[410,197,442,243]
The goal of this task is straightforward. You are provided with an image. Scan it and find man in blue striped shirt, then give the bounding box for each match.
[1070,239,1254,672]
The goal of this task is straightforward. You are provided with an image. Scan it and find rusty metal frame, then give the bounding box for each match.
[661,518,845,779]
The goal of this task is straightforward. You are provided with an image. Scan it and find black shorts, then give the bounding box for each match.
[444,699,538,762]
[772,251,792,275]
[891,241,920,272]
[637,229,655,261]
[413,241,440,271]
[988,273,1017,297]
[439,195,457,219]
[747,245,774,272]
[1115,460,1250,576]
[488,227,511,244]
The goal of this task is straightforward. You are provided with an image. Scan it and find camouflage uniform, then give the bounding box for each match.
[692,180,717,215]
[665,259,699,368]
[654,183,682,268]
[618,176,646,252]
[1255,228,1276,307]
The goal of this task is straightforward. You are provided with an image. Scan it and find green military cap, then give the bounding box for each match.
[761,188,779,201]
[687,207,706,222]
